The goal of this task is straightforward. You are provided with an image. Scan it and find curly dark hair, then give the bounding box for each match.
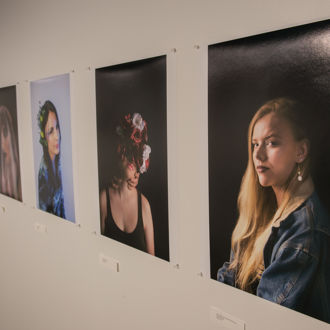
[115,113,150,174]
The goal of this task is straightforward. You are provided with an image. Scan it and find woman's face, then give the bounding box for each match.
[252,112,307,190]
[121,158,140,190]
[45,111,60,161]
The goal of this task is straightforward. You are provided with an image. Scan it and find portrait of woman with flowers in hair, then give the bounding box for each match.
[37,100,65,218]
[99,113,154,255]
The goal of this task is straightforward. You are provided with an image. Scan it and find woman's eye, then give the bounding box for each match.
[266,140,277,146]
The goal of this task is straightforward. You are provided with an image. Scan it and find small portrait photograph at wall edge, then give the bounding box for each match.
[0,85,22,202]
[208,19,330,323]
[96,55,169,261]
[30,73,75,222]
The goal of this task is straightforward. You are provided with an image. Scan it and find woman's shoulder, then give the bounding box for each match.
[140,192,151,208]
[99,187,109,219]
[100,187,111,203]
[304,192,330,235]
[275,192,330,259]
[140,192,152,218]
[284,191,330,240]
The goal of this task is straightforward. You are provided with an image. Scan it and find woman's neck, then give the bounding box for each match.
[50,156,56,173]
[273,186,285,207]
[271,177,314,226]
[113,181,135,199]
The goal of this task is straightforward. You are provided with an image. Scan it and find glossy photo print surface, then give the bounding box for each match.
[209,20,330,323]
[30,73,75,222]
[96,55,169,261]
[0,85,22,202]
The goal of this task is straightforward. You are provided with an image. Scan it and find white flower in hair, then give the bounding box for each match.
[143,144,151,160]
[132,113,145,131]
[140,164,146,174]
[140,144,151,173]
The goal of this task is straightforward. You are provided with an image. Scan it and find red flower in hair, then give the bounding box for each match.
[130,128,143,144]
[116,113,151,173]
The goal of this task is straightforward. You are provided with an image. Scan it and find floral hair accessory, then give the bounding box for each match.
[116,112,151,174]
[132,113,145,131]
[140,144,151,174]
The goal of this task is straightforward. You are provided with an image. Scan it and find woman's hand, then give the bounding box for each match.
[111,173,139,190]
[127,176,139,190]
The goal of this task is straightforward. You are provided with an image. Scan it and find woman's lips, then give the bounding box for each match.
[256,166,269,173]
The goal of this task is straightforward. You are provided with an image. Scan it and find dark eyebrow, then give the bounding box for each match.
[252,134,281,142]
[265,134,281,140]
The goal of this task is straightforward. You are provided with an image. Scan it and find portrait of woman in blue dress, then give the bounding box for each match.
[37,100,65,218]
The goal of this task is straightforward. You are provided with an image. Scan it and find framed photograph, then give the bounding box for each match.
[0,85,22,202]
[209,20,330,322]
[96,55,169,261]
[30,73,75,222]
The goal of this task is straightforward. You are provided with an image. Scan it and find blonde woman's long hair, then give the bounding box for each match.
[0,105,22,201]
[229,97,310,292]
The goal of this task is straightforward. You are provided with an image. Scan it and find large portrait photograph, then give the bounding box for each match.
[96,55,169,261]
[30,73,75,222]
[209,20,330,323]
[0,85,22,202]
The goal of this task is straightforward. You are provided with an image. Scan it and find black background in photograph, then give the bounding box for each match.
[0,85,22,201]
[96,55,169,261]
[209,20,330,279]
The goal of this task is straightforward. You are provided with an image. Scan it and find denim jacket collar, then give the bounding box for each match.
[272,176,314,228]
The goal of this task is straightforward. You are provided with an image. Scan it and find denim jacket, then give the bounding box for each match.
[217,179,330,323]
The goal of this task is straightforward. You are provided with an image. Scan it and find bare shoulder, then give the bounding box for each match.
[141,193,153,225]
[140,193,155,255]
[141,193,151,212]
[99,188,108,218]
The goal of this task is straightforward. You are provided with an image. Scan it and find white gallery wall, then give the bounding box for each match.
[0,1,329,329]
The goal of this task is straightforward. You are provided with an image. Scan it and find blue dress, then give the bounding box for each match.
[38,156,66,218]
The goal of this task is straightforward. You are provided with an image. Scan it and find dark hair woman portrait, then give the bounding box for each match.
[37,100,65,218]
[99,113,155,255]
[0,105,22,201]
[217,98,330,323]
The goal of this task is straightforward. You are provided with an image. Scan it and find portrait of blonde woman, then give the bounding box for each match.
[208,20,330,323]
[0,105,22,201]
[217,98,330,322]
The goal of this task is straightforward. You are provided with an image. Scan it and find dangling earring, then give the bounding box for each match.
[297,164,303,182]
